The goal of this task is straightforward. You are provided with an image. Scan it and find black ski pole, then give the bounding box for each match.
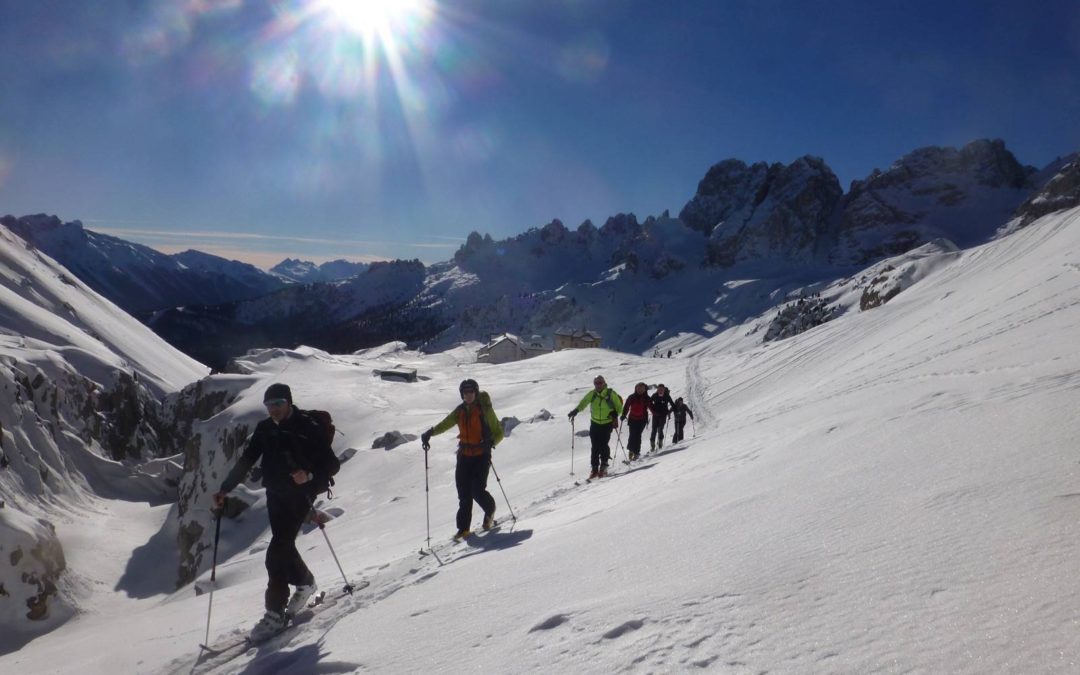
[489,459,517,523]
[422,446,432,554]
[313,509,355,594]
[199,504,223,651]
[613,420,628,463]
[570,417,576,476]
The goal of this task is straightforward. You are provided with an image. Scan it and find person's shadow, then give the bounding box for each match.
[463,527,533,553]
[234,639,362,675]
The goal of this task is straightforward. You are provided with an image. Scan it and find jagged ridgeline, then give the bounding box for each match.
[4,140,1076,371]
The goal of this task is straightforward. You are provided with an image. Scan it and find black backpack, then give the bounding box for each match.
[304,409,338,453]
[299,409,341,493]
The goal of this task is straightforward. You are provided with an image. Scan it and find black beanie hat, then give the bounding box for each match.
[264,383,292,404]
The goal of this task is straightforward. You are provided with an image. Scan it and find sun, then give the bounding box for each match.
[317,0,434,38]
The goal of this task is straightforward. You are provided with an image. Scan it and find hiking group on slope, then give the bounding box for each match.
[568,376,693,477]
[212,374,692,642]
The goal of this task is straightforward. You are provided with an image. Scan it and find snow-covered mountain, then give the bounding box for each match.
[679,155,844,266]
[269,257,370,283]
[0,215,286,313]
[141,140,1067,368]
[680,139,1035,267]
[999,153,1080,235]
[3,203,1079,673]
[0,225,208,648]
[836,138,1034,262]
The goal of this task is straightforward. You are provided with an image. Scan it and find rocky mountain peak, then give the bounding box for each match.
[1003,154,1080,233]
[835,139,1034,263]
[682,155,842,267]
[859,139,1031,193]
[678,158,773,236]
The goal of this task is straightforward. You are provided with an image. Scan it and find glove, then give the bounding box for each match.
[567,409,577,420]
[421,429,432,451]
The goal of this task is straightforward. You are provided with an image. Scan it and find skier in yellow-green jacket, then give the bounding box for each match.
[567,374,623,479]
[421,379,504,539]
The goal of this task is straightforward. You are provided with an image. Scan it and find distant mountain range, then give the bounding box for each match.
[0,214,285,313]
[3,139,1077,370]
[270,257,371,283]
[0,215,371,313]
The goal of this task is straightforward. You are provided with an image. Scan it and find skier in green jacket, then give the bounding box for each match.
[567,374,623,478]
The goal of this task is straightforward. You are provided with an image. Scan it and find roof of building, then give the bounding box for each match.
[554,328,602,340]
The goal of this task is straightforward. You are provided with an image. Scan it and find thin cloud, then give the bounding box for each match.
[88,222,463,250]
[150,243,390,269]
[81,220,462,269]
[90,225,390,248]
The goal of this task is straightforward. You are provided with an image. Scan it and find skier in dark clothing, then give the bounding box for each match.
[649,384,675,451]
[421,379,504,540]
[620,382,653,461]
[213,383,340,642]
[672,397,694,443]
[568,375,623,478]
[0,417,8,469]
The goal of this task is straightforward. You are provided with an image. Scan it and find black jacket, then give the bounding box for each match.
[650,392,675,417]
[673,402,694,423]
[220,408,338,498]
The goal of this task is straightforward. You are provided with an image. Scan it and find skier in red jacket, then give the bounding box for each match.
[620,382,654,461]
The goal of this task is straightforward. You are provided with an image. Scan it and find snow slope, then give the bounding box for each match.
[3,208,1080,673]
[0,225,208,647]
[0,226,207,396]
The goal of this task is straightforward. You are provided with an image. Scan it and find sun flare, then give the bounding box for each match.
[318,0,434,37]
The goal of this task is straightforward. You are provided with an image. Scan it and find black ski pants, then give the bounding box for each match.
[455,453,496,532]
[650,414,669,448]
[265,491,314,613]
[589,421,615,471]
[673,418,686,443]
[625,418,648,456]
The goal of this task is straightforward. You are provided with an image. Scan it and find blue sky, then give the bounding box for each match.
[1,0,1077,268]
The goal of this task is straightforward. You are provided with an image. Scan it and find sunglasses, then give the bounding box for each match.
[264,398,289,408]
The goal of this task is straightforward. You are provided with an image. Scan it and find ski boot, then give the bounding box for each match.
[249,610,286,642]
[285,578,318,618]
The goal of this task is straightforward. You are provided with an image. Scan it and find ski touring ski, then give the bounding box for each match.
[196,579,369,667]
[418,521,505,561]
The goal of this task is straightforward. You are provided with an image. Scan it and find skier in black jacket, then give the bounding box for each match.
[672,397,694,443]
[648,384,675,451]
[213,383,340,641]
